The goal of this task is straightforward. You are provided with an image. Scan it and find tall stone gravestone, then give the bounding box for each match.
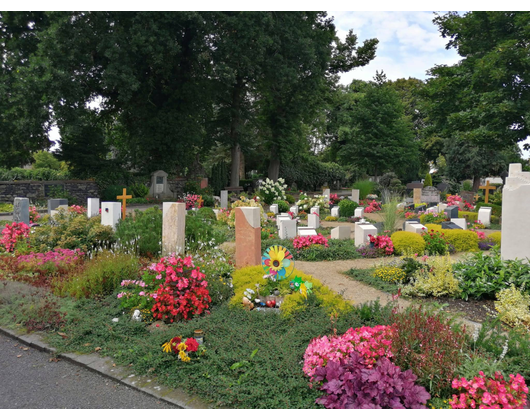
[149,170,173,199]
[101,202,121,230]
[413,188,422,205]
[351,189,360,204]
[235,207,261,269]
[162,202,186,256]
[13,197,30,225]
[477,207,492,227]
[308,213,320,229]
[279,219,297,239]
[323,188,330,201]
[331,226,351,240]
[421,186,441,205]
[87,198,100,218]
[331,207,339,217]
[48,198,68,214]
[220,190,228,209]
[502,163,530,260]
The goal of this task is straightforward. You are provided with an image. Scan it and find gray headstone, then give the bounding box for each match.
[402,218,420,230]
[220,190,228,209]
[13,197,30,225]
[373,222,384,235]
[441,221,463,230]
[48,198,68,214]
[420,186,441,205]
[444,205,460,219]
[149,170,173,198]
[414,205,426,213]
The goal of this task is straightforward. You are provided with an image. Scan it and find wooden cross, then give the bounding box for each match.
[474,194,480,202]
[117,188,132,219]
[479,181,496,204]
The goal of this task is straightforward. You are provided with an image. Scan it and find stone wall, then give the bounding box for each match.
[0,180,99,204]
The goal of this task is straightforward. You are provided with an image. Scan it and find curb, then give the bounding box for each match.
[0,326,212,409]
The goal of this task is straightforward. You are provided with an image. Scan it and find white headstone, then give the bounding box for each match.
[354,223,377,247]
[425,206,438,214]
[451,218,467,230]
[351,189,360,204]
[397,202,406,211]
[13,197,30,225]
[220,190,228,209]
[323,188,330,200]
[404,221,427,235]
[477,207,492,227]
[276,215,291,229]
[269,204,279,215]
[279,219,297,239]
[162,202,186,255]
[437,203,448,214]
[331,226,351,240]
[101,202,121,230]
[310,206,319,216]
[87,198,100,218]
[308,213,320,229]
[289,205,299,216]
[502,163,530,260]
[354,207,364,218]
[297,227,318,237]
[331,207,340,217]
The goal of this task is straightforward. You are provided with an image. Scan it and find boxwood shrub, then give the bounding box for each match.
[390,231,426,255]
[338,199,358,217]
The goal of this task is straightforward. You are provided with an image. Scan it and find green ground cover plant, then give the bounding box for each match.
[345,268,400,295]
[261,238,361,261]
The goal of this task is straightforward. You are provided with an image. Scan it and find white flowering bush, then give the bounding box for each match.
[228,196,267,227]
[296,193,330,212]
[259,178,287,205]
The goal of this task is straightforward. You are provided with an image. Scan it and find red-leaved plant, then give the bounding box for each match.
[314,351,430,409]
[149,255,211,323]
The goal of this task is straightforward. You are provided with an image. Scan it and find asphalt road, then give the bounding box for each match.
[0,333,176,409]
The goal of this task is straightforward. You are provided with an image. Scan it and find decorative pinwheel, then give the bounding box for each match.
[289,275,313,299]
[262,245,294,280]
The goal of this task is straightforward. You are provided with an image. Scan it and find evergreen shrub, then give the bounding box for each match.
[441,230,479,252]
[488,232,501,246]
[458,211,479,224]
[273,200,290,213]
[390,232,426,255]
[338,199,358,217]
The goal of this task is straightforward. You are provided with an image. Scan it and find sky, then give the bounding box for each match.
[329,11,461,84]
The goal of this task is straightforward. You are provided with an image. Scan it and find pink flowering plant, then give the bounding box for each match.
[364,200,381,213]
[450,371,528,409]
[329,193,341,205]
[68,204,87,215]
[117,279,158,311]
[29,206,41,224]
[303,325,394,384]
[17,248,84,271]
[0,222,30,253]
[183,194,203,210]
[368,234,394,255]
[293,234,329,250]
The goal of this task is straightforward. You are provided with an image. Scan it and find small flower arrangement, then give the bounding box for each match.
[324,216,338,221]
[368,234,394,255]
[472,220,485,229]
[329,193,341,205]
[216,207,231,224]
[450,371,528,409]
[421,228,449,255]
[68,204,87,214]
[258,177,287,205]
[117,279,157,311]
[183,194,203,210]
[422,211,449,224]
[364,200,381,213]
[161,336,205,362]
[373,266,406,283]
[293,234,329,250]
[298,210,308,220]
[404,211,417,219]
[29,206,41,223]
[0,222,30,253]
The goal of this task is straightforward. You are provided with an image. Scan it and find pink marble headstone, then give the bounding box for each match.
[235,207,261,269]
[200,178,208,189]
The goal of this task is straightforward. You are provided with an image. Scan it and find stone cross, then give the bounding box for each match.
[116,188,132,220]
[479,181,496,204]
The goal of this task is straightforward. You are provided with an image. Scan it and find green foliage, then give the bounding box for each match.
[0,203,14,213]
[32,150,62,170]
[30,212,116,253]
[196,207,216,221]
[229,265,353,318]
[475,202,502,217]
[46,185,79,205]
[115,207,163,257]
[280,156,347,191]
[337,199,358,217]
[495,285,530,328]
[422,229,449,256]
[344,268,401,295]
[54,251,139,299]
[272,200,289,213]
[210,161,229,196]
[101,184,125,202]
[285,194,295,204]
[381,198,400,233]
[261,238,361,262]
[202,195,214,207]
[402,255,460,298]
[488,232,501,245]
[419,212,448,225]
[441,229,478,252]
[351,180,376,199]
[462,180,472,191]
[186,214,226,252]
[453,248,530,300]
[390,231,426,255]
[423,173,433,187]
[129,183,149,199]
[458,211,479,224]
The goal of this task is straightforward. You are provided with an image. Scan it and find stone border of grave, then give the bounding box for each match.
[0,325,211,409]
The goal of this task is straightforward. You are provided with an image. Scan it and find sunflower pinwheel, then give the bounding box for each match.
[262,245,294,280]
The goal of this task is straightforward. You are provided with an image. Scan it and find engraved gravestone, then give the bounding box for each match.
[149,170,173,198]
[420,186,441,205]
[13,197,30,225]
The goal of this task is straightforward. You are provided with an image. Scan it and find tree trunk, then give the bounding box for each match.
[239,150,245,180]
[230,143,241,187]
[472,176,481,192]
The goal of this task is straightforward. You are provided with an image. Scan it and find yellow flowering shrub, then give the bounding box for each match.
[424,224,442,232]
[373,266,406,283]
[228,196,267,227]
[488,232,501,246]
[402,255,460,297]
[324,216,338,221]
[495,285,530,328]
[391,231,426,255]
[229,265,353,318]
[440,230,479,252]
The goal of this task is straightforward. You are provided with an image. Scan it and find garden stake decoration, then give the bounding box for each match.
[289,275,313,298]
[262,245,294,280]
[117,188,132,220]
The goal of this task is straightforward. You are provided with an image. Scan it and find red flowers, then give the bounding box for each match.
[293,234,329,250]
[0,222,30,252]
[368,234,394,255]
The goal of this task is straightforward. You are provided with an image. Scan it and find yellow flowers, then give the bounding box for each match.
[162,341,172,353]
[373,266,406,283]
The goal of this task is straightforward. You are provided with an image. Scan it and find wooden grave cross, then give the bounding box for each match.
[117,188,132,220]
[479,181,496,204]
[474,193,480,202]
